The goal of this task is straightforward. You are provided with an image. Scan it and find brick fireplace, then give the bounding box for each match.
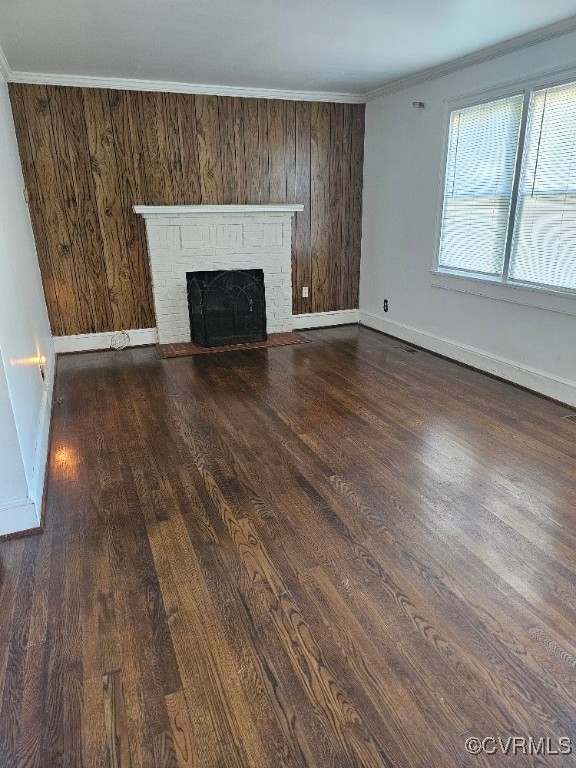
[133,205,303,345]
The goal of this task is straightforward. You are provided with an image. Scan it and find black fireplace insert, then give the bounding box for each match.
[186,269,267,347]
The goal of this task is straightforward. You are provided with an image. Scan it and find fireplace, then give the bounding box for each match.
[187,269,267,346]
[133,205,303,345]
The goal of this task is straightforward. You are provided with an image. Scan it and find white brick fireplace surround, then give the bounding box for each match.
[133,204,303,345]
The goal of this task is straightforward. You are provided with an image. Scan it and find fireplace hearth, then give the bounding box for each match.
[186,269,267,347]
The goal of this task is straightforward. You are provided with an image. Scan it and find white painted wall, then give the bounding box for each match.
[360,31,576,406]
[0,72,54,534]
[0,361,29,505]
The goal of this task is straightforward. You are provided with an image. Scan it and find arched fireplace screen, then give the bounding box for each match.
[186,269,267,347]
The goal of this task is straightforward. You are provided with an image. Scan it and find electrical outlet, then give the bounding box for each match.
[383,299,389,312]
[302,286,309,298]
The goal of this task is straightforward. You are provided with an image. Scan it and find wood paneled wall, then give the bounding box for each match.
[9,84,365,337]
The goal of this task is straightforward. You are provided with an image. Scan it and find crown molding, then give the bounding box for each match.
[0,45,11,82]
[7,69,365,103]
[364,14,576,101]
[4,14,576,104]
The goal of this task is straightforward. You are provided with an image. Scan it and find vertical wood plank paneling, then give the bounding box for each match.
[285,102,298,311]
[349,105,365,309]
[294,103,311,315]
[160,92,186,205]
[285,101,297,203]
[47,88,100,331]
[242,99,260,204]
[231,98,247,205]
[218,96,238,204]
[42,85,94,334]
[175,94,202,206]
[136,91,165,205]
[127,90,158,329]
[340,105,354,309]
[83,88,136,329]
[267,100,287,203]
[9,84,365,335]
[21,85,84,335]
[55,87,112,332]
[195,95,224,204]
[310,102,331,313]
[257,101,270,203]
[329,103,344,313]
[108,91,155,328]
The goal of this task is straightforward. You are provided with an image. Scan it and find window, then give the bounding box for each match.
[437,78,576,295]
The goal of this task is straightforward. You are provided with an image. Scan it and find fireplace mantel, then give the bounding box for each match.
[134,204,302,344]
[133,204,304,217]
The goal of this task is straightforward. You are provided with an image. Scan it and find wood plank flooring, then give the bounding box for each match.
[1,325,576,767]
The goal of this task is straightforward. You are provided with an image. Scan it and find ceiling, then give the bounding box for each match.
[2,0,576,96]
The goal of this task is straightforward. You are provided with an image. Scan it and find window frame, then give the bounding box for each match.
[431,65,576,316]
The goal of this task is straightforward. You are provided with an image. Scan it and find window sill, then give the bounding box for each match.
[430,270,576,317]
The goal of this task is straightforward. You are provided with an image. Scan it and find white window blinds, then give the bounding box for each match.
[510,81,576,291]
[438,95,524,277]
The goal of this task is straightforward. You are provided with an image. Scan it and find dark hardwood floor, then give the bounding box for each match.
[1,325,576,767]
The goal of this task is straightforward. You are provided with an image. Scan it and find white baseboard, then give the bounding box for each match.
[359,310,576,407]
[0,497,40,537]
[30,350,55,512]
[54,328,158,354]
[292,310,359,329]
[55,318,360,350]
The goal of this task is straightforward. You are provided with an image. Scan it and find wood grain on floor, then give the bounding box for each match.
[1,325,576,767]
